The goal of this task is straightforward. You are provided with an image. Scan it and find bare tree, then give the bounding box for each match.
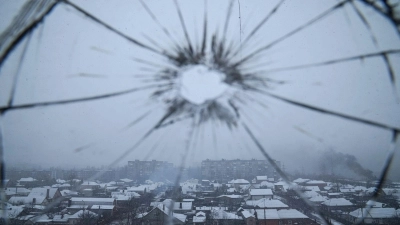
[75,210,98,225]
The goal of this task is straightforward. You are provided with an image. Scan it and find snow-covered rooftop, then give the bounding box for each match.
[69,210,98,219]
[255,209,279,219]
[306,180,326,184]
[241,210,255,218]
[18,177,37,182]
[8,196,46,205]
[218,194,242,199]
[120,178,133,183]
[256,176,268,181]
[366,200,386,208]
[91,205,115,210]
[303,191,319,199]
[196,206,228,211]
[277,209,309,219]
[29,188,58,199]
[229,179,250,184]
[305,186,320,192]
[309,195,328,203]
[70,197,115,203]
[250,189,273,196]
[350,208,397,219]
[246,198,288,208]
[210,209,241,220]
[0,205,24,219]
[322,198,353,206]
[293,178,310,183]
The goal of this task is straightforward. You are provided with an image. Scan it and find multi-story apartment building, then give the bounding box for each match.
[6,170,52,181]
[201,159,281,182]
[127,160,174,182]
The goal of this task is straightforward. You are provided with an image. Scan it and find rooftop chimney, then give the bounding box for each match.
[179,202,182,209]
[46,189,50,199]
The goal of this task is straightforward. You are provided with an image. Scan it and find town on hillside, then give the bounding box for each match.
[2,159,400,225]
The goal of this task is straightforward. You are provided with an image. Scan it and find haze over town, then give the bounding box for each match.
[1,1,400,223]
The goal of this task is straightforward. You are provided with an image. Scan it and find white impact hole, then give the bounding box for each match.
[179,65,229,105]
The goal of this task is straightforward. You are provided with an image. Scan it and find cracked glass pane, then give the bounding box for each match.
[1,0,400,224]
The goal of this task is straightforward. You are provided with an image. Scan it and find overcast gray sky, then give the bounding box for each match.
[1,0,400,180]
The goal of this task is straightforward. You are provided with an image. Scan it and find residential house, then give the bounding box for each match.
[18,177,38,187]
[259,181,274,189]
[0,203,25,222]
[29,187,61,202]
[209,208,243,225]
[239,210,256,225]
[139,204,187,225]
[193,211,206,225]
[309,195,328,205]
[8,188,61,206]
[304,180,327,189]
[151,199,193,214]
[249,189,273,200]
[79,181,100,191]
[321,198,355,213]
[255,209,318,225]
[68,197,115,216]
[217,195,243,208]
[229,179,251,191]
[348,208,400,224]
[292,178,310,185]
[255,176,268,184]
[5,187,31,198]
[245,198,289,210]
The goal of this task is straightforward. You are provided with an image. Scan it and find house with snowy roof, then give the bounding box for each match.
[60,189,79,197]
[67,197,115,215]
[209,208,243,224]
[150,199,193,214]
[67,210,99,224]
[348,208,399,224]
[292,178,310,185]
[238,209,256,225]
[195,206,228,212]
[353,186,367,192]
[327,192,343,198]
[0,203,25,221]
[259,181,274,189]
[305,186,321,192]
[217,195,243,207]
[309,195,329,204]
[120,178,134,184]
[79,181,100,190]
[139,203,187,224]
[245,198,289,209]
[229,179,250,190]
[340,188,356,196]
[5,187,31,198]
[303,190,320,199]
[8,188,61,206]
[304,180,327,189]
[193,211,206,224]
[255,209,318,225]
[249,189,273,200]
[365,200,387,208]
[51,183,71,190]
[321,198,355,212]
[255,176,268,184]
[30,187,61,201]
[274,181,291,192]
[17,177,37,186]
